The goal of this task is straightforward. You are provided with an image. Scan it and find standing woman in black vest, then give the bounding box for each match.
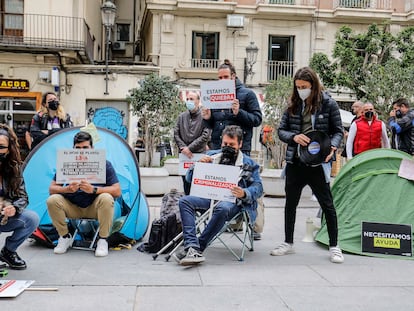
[271,67,344,263]
[30,92,73,149]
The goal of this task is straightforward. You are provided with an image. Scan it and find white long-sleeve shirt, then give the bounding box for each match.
[346,120,390,160]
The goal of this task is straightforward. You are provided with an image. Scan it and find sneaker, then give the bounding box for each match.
[329,246,344,263]
[54,235,72,254]
[95,239,109,257]
[270,242,295,256]
[0,247,27,270]
[172,248,187,264]
[180,247,205,266]
[253,232,262,240]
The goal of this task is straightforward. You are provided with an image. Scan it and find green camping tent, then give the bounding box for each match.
[315,148,414,259]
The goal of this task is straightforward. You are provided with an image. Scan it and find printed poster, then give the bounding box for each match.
[56,149,106,184]
[190,162,239,202]
[178,153,205,176]
[200,80,235,109]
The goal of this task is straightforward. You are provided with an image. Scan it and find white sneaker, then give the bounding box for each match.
[270,242,295,256]
[95,239,109,257]
[54,235,72,254]
[329,246,344,263]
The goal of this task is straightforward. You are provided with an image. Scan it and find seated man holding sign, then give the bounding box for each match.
[175,125,263,265]
[46,131,121,257]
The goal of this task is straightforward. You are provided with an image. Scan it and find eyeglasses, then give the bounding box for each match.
[74,146,90,149]
[0,146,9,149]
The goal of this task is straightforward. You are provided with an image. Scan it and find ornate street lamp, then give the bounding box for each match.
[243,41,259,84]
[101,1,117,95]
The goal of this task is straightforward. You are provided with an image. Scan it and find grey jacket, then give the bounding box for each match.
[278,92,344,163]
[2,173,28,215]
[174,108,211,153]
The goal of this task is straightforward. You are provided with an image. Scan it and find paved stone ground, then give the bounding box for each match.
[1,192,414,311]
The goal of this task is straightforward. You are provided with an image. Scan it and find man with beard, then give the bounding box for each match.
[388,98,414,155]
[174,125,263,266]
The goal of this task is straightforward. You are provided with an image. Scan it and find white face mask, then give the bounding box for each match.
[297,88,311,101]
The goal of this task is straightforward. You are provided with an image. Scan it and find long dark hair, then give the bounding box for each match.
[0,124,22,193]
[288,67,323,115]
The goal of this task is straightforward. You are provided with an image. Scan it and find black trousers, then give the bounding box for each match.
[284,159,338,247]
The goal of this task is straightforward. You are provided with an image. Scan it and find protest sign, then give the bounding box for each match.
[200,80,235,109]
[190,162,239,202]
[56,149,106,184]
[178,153,204,176]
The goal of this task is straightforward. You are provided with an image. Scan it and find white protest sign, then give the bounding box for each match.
[190,162,239,202]
[200,79,235,109]
[0,280,34,298]
[56,149,106,184]
[398,159,414,181]
[178,153,205,176]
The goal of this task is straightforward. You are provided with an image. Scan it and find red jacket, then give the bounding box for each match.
[353,116,382,155]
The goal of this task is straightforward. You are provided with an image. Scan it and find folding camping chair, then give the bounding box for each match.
[69,218,100,251]
[207,206,254,261]
[154,199,254,262]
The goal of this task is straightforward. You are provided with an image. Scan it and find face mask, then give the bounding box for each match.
[297,88,311,101]
[364,111,374,119]
[0,153,7,163]
[395,110,403,118]
[48,100,59,111]
[220,145,238,166]
[186,100,195,111]
[351,110,356,116]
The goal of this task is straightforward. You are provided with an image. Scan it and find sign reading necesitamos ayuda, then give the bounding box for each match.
[0,79,30,91]
[362,221,412,257]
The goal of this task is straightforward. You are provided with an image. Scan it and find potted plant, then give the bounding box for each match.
[260,76,292,196]
[127,73,182,195]
[127,73,181,167]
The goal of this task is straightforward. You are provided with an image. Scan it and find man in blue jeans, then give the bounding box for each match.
[174,125,263,266]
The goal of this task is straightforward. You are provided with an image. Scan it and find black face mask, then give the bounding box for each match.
[351,110,356,116]
[364,111,374,119]
[395,110,403,118]
[220,146,238,166]
[48,100,59,111]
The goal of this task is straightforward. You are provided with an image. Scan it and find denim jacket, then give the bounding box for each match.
[186,149,263,222]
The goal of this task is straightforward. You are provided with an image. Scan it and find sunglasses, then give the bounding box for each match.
[75,146,90,149]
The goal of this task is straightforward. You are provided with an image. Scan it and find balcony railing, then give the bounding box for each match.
[267,60,296,81]
[333,0,391,10]
[258,0,315,5]
[0,13,94,63]
[191,58,220,69]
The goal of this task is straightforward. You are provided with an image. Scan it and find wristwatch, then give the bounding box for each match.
[93,187,98,194]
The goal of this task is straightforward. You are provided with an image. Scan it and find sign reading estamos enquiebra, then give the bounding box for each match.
[200,79,235,109]
[0,79,29,91]
[361,221,412,257]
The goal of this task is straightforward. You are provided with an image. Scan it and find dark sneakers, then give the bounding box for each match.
[0,247,27,270]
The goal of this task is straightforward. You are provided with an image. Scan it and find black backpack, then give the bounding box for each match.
[137,213,181,254]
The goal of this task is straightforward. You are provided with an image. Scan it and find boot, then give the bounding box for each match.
[0,247,27,270]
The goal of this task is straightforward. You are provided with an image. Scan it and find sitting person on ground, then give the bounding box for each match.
[174,125,263,266]
[46,131,121,257]
[0,124,39,270]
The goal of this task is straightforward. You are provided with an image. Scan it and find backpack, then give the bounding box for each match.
[29,224,61,248]
[160,188,184,222]
[137,213,181,254]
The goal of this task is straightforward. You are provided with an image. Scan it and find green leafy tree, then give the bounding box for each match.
[127,73,182,167]
[263,76,292,168]
[309,23,414,118]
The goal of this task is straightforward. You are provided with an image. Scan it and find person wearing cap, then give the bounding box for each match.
[346,102,390,160]
[272,66,345,263]
[174,91,211,194]
[0,124,39,270]
[30,92,73,149]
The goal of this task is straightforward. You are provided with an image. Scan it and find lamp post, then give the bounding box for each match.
[101,1,117,95]
[243,41,259,84]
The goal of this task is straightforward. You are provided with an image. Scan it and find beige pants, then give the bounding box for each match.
[253,196,265,233]
[47,193,114,238]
